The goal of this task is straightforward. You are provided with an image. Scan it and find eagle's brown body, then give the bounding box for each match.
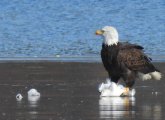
[101,42,159,88]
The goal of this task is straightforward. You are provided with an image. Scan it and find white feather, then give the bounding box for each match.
[28,88,40,96]
[27,89,40,102]
[143,74,152,80]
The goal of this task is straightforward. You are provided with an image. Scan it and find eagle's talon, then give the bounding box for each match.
[124,87,129,92]
[120,87,129,96]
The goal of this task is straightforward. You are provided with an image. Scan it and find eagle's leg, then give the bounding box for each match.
[121,70,136,96]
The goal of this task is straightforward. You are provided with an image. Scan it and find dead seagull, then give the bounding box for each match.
[99,79,135,97]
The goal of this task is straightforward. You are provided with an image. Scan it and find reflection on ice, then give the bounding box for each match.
[142,104,162,120]
[28,89,40,107]
[99,97,135,119]
[28,95,40,108]
[27,111,38,120]
[28,95,40,102]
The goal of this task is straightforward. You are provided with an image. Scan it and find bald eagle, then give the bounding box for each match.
[96,26,161,95]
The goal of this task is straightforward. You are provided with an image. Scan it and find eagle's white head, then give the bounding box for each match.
[96,26,119,46]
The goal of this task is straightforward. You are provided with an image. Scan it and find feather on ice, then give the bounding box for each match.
[28,88,40,102]
[28,88,40,96]
[99,78,135,97]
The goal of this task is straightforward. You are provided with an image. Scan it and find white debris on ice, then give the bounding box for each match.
[27,88,40,96]
[16,93,23,101]
[98,78,136,97]
[16,88,41,102]
[27,88,41,102]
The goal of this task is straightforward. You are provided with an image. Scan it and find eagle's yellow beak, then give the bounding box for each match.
[95,30,104,35]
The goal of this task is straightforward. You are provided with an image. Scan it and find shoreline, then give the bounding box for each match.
[0,60,164,83]
[0,56,165,62]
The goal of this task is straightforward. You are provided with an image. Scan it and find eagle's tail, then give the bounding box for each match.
[138,71,162,81]
[150,71,162,80]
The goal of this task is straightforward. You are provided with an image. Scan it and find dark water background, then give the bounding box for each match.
[0,0,164,57]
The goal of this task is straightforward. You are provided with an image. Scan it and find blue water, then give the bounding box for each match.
[0,0,164,57]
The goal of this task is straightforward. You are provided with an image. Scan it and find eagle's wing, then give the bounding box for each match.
[117,43,156,74]
[120,42,144,50]
[101,46,109,71]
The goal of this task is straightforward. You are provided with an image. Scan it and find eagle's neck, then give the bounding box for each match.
[103,32,119,46]
[104,38,118,46]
